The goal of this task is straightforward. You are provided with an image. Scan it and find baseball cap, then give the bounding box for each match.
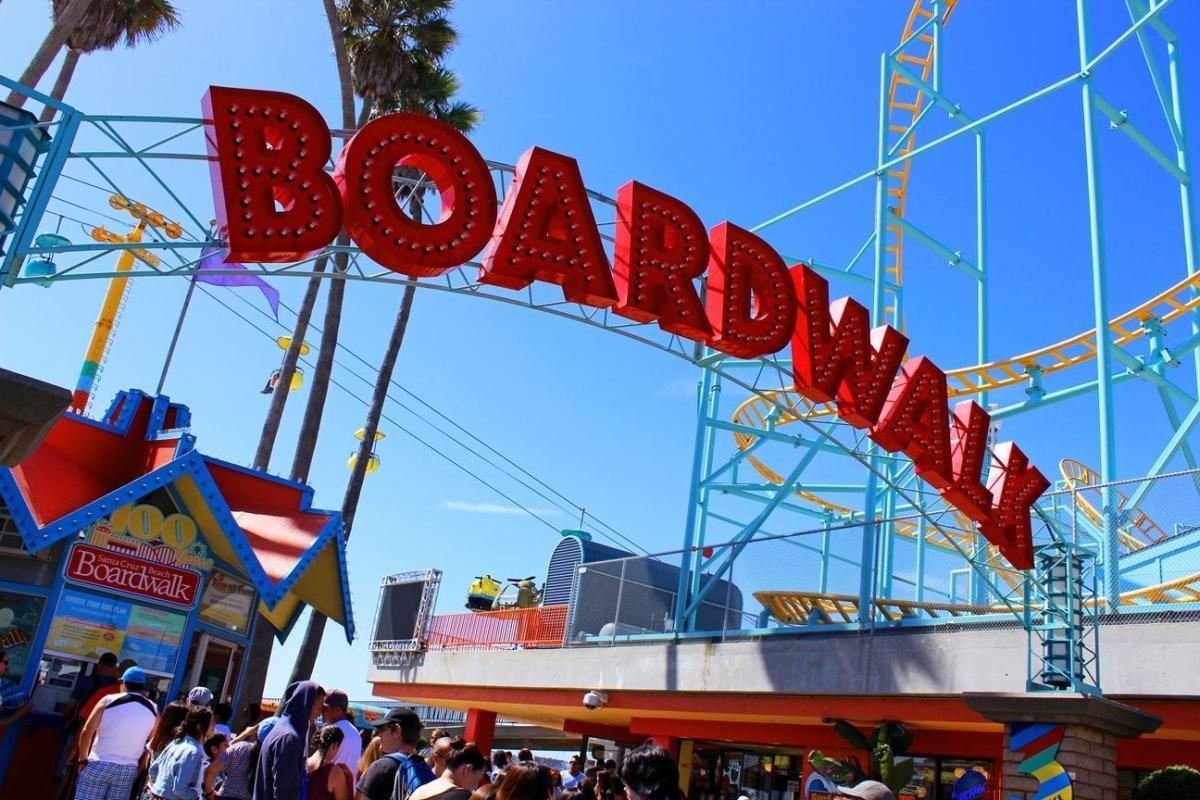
[188,686,214,706]
[257,716,277,741]
[373,706,422,730]
[323,690,349,711]
[121,666,147,687]
[838,781,895,800]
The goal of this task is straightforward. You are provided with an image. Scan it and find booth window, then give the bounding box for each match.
[40,587,185,710]
[0,502,57,585]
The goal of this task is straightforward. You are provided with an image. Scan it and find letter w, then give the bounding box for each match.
[789,264,908,429]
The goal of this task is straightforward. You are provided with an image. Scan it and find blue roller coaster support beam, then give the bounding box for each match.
[1164,11,1200,392]
[673,364,718,633]
[976,129,989,408]
[857,50,892,625]
[1077,0,1122,607]
[682,449,819,621]
[685,375,722,628]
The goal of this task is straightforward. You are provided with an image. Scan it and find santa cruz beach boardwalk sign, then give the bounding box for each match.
[202,86,1049,569]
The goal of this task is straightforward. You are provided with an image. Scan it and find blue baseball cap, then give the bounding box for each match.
[257,716,278,741]
[121,666,147,687]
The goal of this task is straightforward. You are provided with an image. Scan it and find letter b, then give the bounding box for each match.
[203,86,343,262]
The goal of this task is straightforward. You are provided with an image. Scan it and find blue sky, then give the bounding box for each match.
[2,2,1199,698]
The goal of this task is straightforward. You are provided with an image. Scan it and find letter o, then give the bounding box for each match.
[127,505,164,541]
[335,112,497,277]
[160,514,197,550]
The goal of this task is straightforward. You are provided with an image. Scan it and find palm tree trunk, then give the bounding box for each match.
[251,256,327,471]
[287,280,417,684]
[38,49,80,123]
[241,0,357,705]
[5,0,95,107]
[322,0,355,131]
[357,96,374,128]
[287,240,349,485]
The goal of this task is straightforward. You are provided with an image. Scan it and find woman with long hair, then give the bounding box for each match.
[359,734,384,776]
[306,724,353,800]
[147,702,190,760]
[410,741,490,800]
[146,708,213,800]
[497,762,555,800]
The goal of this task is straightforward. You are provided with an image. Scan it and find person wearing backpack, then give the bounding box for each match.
[72,666,159,800]
[354,707,434,800]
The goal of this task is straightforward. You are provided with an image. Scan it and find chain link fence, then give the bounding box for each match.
[562,467,1200,647]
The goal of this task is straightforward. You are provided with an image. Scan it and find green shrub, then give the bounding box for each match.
[1136,765,1200,800]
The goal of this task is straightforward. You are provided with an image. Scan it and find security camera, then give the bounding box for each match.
[582,690,609,710]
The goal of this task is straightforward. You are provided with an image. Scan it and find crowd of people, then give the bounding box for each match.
[49,662,692,800]
[46,657,892,800]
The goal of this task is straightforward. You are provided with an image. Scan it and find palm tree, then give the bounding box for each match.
[281,0,457,507]
[342,0,455,125]
[286,65,481,685]
[238,0,360,710]
[37,0,180,122]
[5,0,95,108]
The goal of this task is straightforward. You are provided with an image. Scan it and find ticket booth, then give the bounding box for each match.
[0,389,355,796]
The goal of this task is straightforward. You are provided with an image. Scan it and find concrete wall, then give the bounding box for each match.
[368,616,1200,697]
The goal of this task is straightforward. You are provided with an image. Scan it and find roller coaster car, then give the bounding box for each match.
[507,576,542,610]
[466,575,543,611]
[466,574,501,611]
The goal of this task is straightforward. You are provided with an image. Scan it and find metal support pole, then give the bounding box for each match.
[673,365,716,632]
[976,131,989,407]
[686,378,722,627]
[915,486,927,602]
[156,275,198,395]
[1077,0,1122,607]
[1165,31,1200,385]
[858,51,890,625]
[819,517,832,594]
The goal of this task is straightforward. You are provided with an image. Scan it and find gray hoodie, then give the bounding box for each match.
[253,680,323,800]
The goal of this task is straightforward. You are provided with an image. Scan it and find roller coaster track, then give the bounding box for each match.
[1058,458,1169,551]
[880,0,956,325]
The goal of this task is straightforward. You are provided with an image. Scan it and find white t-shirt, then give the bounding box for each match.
[563,771,585,790]
[89,693,158,766]
[331,718,362,780]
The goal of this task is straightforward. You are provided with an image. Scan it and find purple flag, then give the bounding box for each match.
[195,247,281,319]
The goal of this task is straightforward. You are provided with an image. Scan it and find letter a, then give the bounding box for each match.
[202,86,342,262]
[872,356,953,490]
[479,147,618,306]
[980,442,1049,570]
[789,264,907,429]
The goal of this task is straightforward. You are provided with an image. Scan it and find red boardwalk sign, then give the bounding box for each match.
[202,85,1051,569]
[66,544,200,607]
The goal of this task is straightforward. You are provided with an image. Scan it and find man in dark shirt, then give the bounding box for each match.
[55,651,118,780]
[356,707,434,800]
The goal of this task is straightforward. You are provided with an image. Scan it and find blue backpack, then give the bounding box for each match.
[385,752,436,800]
